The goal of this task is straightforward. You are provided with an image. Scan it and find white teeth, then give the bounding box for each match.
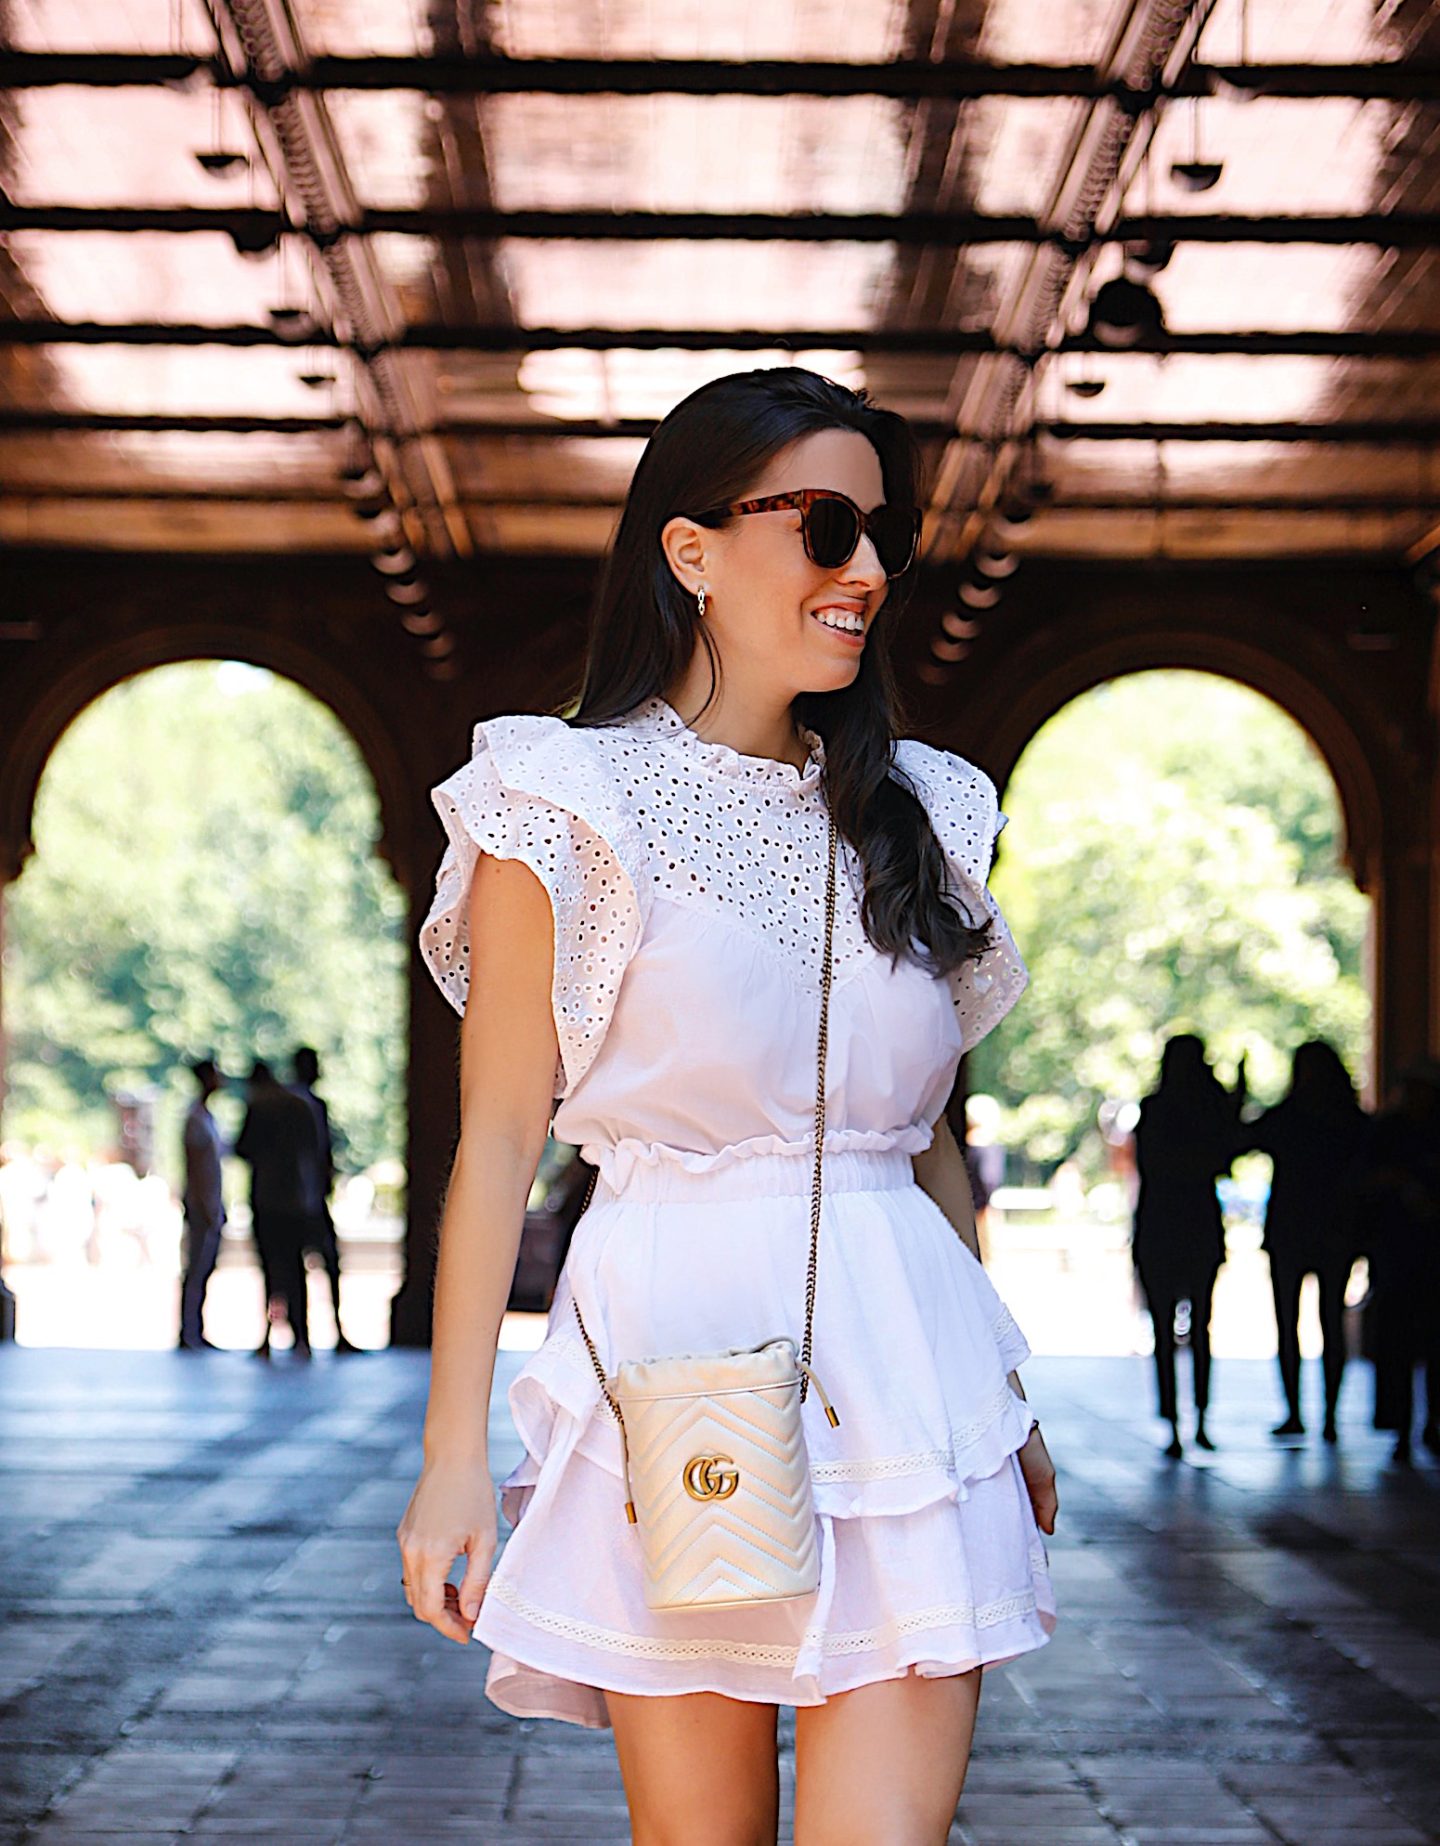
[812,609,864,634]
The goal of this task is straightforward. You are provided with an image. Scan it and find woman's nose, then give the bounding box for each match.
[845,531,888,587]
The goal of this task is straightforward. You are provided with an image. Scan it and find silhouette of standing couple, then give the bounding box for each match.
[179,1048,356,1357]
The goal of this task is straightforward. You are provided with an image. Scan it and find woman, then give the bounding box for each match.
[398,367,1059,1844]
[1242,1041,1370,1443]
[1132,1034,1245,1459]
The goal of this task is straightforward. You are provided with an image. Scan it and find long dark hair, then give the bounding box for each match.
[557,366,991,978]
[1286,1039,1362,1119]
[1145,1033,1239,1134]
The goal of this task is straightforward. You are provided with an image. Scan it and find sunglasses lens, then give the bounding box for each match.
[802,497,919,575]
[873,507,919,576]
[805,497,862,568]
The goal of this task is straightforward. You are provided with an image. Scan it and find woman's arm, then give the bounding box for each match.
[913,1110,1059,1536]
[912,1112,1023,1402]
[424,852,559,1462]
[911,1110,981,1262]
[397,850,561,1643]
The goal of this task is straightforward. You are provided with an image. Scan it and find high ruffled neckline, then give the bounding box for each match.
[633,694,826,794]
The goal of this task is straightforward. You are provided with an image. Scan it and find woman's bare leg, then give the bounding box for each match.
[604,1688,780,1846]
[793,1667,982,1845]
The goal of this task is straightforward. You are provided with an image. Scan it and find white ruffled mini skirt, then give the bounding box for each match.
[474,1145,1058,1728]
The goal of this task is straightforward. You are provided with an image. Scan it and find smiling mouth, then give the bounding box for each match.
[810,608,866,637]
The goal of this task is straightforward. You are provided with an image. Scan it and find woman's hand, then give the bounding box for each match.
[396,1461,499,1645]
[1017,1425,1058,1535]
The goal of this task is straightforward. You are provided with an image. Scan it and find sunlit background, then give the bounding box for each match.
[0,0,1428,1361]
[0,662,1371,1367]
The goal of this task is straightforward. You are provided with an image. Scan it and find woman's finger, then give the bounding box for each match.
[430,1583,476,1645]
[1016,1439,1059,1534]
[442,1581,478,1637]
[409,1553,464,1638]
[457,1541,494,1625]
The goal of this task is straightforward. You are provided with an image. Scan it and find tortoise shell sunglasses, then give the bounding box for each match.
[688,489,922,579]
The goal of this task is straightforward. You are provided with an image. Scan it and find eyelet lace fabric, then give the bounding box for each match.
[418,714,651,1099]
[888,737,1031,1053]
[419,694,1028,1099]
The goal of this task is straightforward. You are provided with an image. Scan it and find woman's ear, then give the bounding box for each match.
[659,514,710,595]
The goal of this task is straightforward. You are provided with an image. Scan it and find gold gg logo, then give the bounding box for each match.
[683,1454,739,1501]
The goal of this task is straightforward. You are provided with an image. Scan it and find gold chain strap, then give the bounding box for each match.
[570,805,840,1424]
[800,807,839,1401]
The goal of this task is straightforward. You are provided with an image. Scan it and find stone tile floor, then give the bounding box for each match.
[1,1345,1436,1844]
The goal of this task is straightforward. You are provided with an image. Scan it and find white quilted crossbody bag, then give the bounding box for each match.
[571,808,842,1611]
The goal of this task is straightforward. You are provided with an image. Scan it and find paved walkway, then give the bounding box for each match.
[1,1345,1436,1844]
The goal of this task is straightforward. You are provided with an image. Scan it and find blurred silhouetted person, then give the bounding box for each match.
[289,1047,357,1353]
[1358,1058,1440,1466]
[178,1057,227,1350]
[1242,1041,1371,1443]
[235,1059,320,1359]
[1132,1034,1247,1458]
[964,1093,1006,1268]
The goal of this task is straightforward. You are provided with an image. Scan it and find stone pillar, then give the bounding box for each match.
[389,879,461,1347]
[1372,790,1437,1099]
[1432,747,1440,1062]
[0,862,17,1339]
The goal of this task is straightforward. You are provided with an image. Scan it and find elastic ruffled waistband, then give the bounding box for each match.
[587,1144,917,1205]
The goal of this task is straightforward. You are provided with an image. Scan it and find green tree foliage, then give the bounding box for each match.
[3,663,406,1193]
[967,672,1370,1176]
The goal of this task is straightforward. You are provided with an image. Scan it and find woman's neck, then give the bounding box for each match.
[658,679,809,773]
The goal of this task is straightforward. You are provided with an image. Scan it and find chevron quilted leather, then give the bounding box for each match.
[610,1338,821,1611]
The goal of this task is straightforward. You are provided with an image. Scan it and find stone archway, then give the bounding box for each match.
[0,628,415,894]
[938,595,1421,1096]
[0,637,420,1345]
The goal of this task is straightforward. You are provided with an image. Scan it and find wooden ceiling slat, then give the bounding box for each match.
[9,205,1440,249]
[2,53,1438,102]
[6,487,1440,515]
[8,322,1440,358]
[10,412,1440,444]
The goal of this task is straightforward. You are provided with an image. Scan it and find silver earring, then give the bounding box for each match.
[696,585,707,619]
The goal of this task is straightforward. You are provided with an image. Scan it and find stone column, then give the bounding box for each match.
[389,882,461,1348]
[1372,786,1437,1098]
[1431,740,1440,1062]
[0,856,18,1340]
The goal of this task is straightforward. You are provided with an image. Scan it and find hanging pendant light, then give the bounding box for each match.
[1171,95,1224,192]
[1086,275,1166,350]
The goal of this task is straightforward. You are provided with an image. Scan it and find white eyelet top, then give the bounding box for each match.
[419,694,1027,1190]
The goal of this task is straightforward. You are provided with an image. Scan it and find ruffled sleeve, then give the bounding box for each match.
[418,715,650,1101]
[890,738,1029,1053]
